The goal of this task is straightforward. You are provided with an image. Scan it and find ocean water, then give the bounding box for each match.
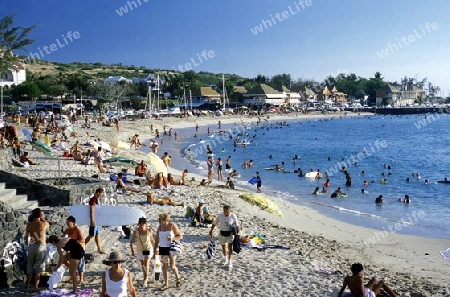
[174,114,450,239]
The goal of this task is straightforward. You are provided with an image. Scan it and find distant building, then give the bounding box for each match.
[191,87,221,103]
[242,84,287,106]
[103,76,131,84]
[300,86,317,101]
[230,86,247,103]
[317,86,348,104]
[376,84,423,106]
[280,86,301,106]
[0,62,26,87]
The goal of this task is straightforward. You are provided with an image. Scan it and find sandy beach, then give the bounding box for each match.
[1,111,449,297]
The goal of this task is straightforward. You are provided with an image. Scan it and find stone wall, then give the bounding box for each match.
[0,171,115,206]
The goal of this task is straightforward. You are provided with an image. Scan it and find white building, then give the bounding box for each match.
[0,62,26,87]
[242,84,287,106]
[103,76,131,84]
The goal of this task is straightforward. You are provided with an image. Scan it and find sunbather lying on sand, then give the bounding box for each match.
[146,193,184,207]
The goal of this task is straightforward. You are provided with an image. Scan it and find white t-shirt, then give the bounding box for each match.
[214,213,239,231]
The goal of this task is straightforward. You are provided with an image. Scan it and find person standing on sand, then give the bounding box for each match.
[256,172,262,193]
[94,146,106,173]
[85,188,106,254]
[114,117,120,132]
[25,208,50,290]
[62,216,86,286]
[207,156,214,182]
[209,205,240,268]
[130,217,155,288]
[337,263,397,297]
[154,213,183,291]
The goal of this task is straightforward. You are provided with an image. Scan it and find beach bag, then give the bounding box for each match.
[170,241,183,255]
[206,239,216,259]
[109,174,118,181]
[232,235,241,254]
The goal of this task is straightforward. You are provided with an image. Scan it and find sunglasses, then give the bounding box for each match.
[112,261,122,264]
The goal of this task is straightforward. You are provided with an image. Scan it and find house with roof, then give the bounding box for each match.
[317,86,348,104]
[182,86,221,108]
[103,76,132,84]
[242,84,287,106]
[0,62,26,87]
[280,86,301,106]
[376,84,423,106]
[131,74,161,86]
[301,86,317,101]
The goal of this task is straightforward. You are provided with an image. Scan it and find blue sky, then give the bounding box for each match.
[2,0,450,95]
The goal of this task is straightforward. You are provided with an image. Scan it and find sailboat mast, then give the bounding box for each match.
[157,74,160,111]
[222,74,225,109]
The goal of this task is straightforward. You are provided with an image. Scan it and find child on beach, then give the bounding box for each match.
[337,263,397,297]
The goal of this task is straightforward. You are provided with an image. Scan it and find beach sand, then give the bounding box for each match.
[1,112,449,296]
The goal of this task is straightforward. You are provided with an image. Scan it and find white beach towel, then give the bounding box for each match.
[47,266,65,290]
[439,248,450,261]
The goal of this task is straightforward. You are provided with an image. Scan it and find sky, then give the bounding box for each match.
[2,0,450,95]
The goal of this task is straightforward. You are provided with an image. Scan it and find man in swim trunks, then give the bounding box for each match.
[85,188,106,254]
[25,208,50,290]
[337,263,397,297]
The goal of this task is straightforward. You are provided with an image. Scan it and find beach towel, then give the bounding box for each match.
[439,248,450,261]
[47,266,65,290]
[33,288,94,297]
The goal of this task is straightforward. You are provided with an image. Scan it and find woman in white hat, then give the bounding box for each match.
[101,251,137,297]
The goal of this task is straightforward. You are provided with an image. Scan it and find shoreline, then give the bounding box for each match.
[2,111,449,296]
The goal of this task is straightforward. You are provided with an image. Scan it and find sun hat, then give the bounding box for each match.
[199,199,204,204]
[104,251,125,265]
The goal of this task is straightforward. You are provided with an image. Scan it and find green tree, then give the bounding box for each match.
[364,72,385,105]
[0,14,36,73]
[269,73,292,90]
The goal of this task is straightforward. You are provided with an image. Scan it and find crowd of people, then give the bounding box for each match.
[9,113,401,296]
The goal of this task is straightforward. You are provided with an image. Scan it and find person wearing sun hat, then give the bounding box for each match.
[101,251,137,297]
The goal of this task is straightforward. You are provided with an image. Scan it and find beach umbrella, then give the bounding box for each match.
[146,152,168,177]
[238,193,283,217]
[97,141,112,152]
[103,156,138,167]
[22,128,32,141]
[31,140,56,157]
[111,141,130,149]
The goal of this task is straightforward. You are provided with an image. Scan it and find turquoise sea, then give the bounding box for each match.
[171,114,450,239]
